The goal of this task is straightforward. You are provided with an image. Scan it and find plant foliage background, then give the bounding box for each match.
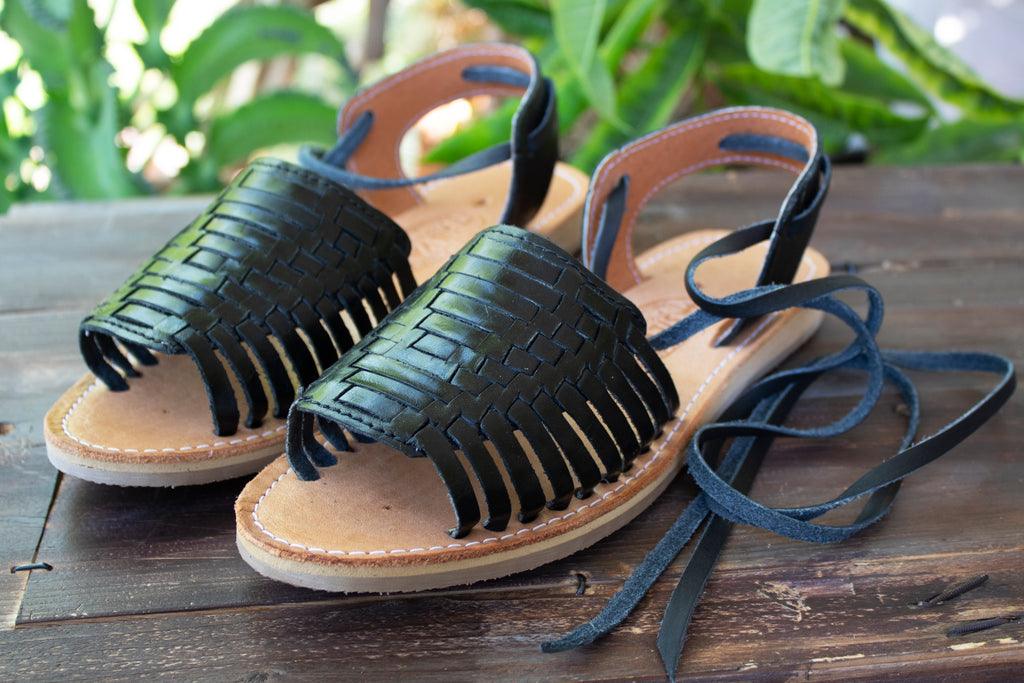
[2,0,1022,214]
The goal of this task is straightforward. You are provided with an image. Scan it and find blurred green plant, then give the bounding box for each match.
[438,0,1024,171]
[1,0,353,210]
[3,0,1023,214]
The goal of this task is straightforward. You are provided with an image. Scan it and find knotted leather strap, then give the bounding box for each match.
[80,160,416,436]
[288,225,679,538]
[299,43,559,227]
[546,223,1016,681]
[582,107,830,344]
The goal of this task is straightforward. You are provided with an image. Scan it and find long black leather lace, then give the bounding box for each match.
[542,222,1016,680]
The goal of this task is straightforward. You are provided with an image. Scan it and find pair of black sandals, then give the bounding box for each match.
[42,44,1015,678]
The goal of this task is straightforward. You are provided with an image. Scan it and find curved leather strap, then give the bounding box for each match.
[299,43,559,228]
[288,225,678,538]
[80,160,416,436]
[581,107,830,344]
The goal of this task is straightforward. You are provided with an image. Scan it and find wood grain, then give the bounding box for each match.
[1,164,1021,679]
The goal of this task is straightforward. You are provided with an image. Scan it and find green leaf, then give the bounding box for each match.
[747,0,846,86]
[579,58,624,127]
[845,0,1024,120]
[1,0,75,89]
[551,0,625,127]
[715,63,929,152]
[460,0,552,37]
[132,0,174,70]
[573,21,708,171]
[172,5,348,109]
[598,0,662,65]
[36,69,145,199]
[839,37,930,109]
[205,91,339,166]
[552,0,604,74]
[875,118,1024,164]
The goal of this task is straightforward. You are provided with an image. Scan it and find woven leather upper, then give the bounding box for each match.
[80,160,415,436]
[288,225,679,538]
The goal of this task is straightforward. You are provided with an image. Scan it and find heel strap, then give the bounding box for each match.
[582,107,829,342]
[300,43,558,227]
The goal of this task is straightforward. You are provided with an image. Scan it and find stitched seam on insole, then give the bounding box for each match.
[251,314,776,554]
[250,246,818,554]
[421,163,585,232]
[60,380,285,454]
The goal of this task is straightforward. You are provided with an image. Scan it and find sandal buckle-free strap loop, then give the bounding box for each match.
[288,225,678,538]
[582,107,828,337]
[305,43,558,228]
[79,160,416,436]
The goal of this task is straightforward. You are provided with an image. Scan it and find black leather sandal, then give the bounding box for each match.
[235,107,836,592]
[43,43,588,486]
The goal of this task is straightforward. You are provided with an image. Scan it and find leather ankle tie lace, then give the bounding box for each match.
[541,224,1016,680]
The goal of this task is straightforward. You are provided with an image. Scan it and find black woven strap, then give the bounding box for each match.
[80,159,416,436]
[288,225,679,538]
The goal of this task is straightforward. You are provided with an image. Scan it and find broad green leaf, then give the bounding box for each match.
[747,0,846,86]
[67,0,102,69]
[578,57,624,128]
[551,0,625,126]
[552,0,604,74]
[691,0,753,35]
[715,63,929,152]
[573,22,708,170]
[839,37,930,109]
[875,118,1024,164]
[0,99,17,213]
[205,91,338,166]
[845,0,1024,120]
[1,0,75,89]
[132,0,174,70]
[172,5,348,108]
[36,69,145,198]
[599,0,662,65]
[461,0,552,37]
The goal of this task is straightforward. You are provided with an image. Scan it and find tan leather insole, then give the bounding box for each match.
[235,231,827,587]
[44,162,588,474]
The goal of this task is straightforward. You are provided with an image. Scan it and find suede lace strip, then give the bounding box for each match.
[80,159,416,437]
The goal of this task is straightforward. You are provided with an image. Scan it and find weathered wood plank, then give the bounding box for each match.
[17,359,1021,626]
[2,546,1021,680]
[2,164,1022,679]
[0,198,208,314]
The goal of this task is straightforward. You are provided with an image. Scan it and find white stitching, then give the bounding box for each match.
[583,108,814,278]
[60,380,286,454]
[250,250,820,556]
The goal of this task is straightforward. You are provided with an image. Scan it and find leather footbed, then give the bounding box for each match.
[233,230,827,592]
[43,161,588,486]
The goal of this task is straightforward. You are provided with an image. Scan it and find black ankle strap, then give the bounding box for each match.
[299,43,558,228]
[581,107,830,343]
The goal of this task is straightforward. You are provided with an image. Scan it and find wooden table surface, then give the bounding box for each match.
[1,164,1022,680]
